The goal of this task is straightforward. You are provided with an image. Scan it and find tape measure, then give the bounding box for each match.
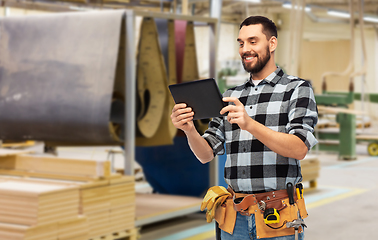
[264,208,280,224]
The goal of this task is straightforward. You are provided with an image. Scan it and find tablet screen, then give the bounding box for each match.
[169,78,227,120]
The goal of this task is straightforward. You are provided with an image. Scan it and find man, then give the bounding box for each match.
[171,16,317,240]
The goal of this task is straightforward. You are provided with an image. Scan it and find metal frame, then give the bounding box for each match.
[123,9,218,178]
[122,10,218,225]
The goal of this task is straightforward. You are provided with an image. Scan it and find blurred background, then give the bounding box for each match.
[0,0,377,240]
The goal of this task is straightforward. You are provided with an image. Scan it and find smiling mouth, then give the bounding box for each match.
[243,53,257,62]
[244,56,254,61]
[243,55,257,63]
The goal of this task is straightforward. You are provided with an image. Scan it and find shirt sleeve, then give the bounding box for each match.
[202,116,226,156]
[286,80,318,150]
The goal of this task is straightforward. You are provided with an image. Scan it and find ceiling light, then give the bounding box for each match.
[363,16,378,23]
[282,3,311,12]
[327,10,351,18]
[328,10,378,23]
[236,0,261,2]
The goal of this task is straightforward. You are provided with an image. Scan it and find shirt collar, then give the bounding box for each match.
[247,66,284,87]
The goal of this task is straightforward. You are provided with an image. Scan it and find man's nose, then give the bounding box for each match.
[241,44,251,54]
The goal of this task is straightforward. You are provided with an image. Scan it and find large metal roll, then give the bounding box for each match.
[0,10,126,145]
[135,17,168,139]
[135,18,178,147]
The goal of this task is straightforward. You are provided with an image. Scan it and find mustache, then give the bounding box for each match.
[242,52,257,58]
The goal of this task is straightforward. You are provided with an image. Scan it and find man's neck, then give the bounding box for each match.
[250,60,277,80]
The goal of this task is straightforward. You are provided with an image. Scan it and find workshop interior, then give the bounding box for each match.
[0,0,378,239]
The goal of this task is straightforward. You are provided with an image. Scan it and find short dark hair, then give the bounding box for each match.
[239,16,278,40]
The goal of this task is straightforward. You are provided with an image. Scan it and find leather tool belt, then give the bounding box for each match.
[214,185,308,239]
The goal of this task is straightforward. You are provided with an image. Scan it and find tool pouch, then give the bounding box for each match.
[252,197,306,239]
[214,198,237,235]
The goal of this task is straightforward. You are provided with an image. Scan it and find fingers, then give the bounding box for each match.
[171,103,194,125]
[226,112,241,123]
[222,97,243,106]
[220,97,243,115]
[172,103,187,112]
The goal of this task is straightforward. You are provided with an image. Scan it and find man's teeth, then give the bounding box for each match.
[245,57,254,60]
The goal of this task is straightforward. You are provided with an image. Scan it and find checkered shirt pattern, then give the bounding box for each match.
[202,67,318,194]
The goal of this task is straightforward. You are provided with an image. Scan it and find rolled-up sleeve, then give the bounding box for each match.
[202,116,226,156]
[287,80,318,150]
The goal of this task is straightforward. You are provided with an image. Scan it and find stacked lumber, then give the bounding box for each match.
[301,156,320,188]
[58,216,88,240]
[0,179,79,226]
[0,153,111,181]
[0,222,57,240]
[0,216,88,240]
[78,175,135,239]
[0,151,136,240]
[0,177,88,240]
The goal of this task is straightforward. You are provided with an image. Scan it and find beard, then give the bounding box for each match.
[242,46,271,74]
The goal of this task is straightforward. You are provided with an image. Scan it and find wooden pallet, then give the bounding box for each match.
[88,228,139,240]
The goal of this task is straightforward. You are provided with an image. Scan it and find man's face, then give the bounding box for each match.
[237,24,272,74]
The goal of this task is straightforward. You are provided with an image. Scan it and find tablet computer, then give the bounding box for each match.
[169,78,227,120]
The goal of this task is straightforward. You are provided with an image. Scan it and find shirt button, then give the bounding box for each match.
[255,88,258,91]
[243,148,246,152]
[242,170,246,175]
[250,106,252,109]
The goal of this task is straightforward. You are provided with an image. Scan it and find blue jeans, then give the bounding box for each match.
[221,212,304,240]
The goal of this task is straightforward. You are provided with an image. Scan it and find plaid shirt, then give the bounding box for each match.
[203,67,318,193]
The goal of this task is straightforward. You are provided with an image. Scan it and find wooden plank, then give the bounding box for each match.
[356,135,378,141]
[0,154,112,180]
[0,215,88,240]
[0,179,80,226]
[0,180,78,197]
[17,155,110,177]
[58,215,88,240]
[0,169,103,181]
[1,141,36,148]
[0,149,33,156]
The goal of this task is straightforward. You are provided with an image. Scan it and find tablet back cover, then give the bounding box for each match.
[169,78,226,120]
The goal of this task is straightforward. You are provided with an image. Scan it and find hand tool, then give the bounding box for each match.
[286,182,295,205]
[286,218,307,240]
[264,208,280,224]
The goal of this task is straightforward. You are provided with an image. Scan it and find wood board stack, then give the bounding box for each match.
[78,175,135,239]
[0,216,88,240]
[0,178,88,240]
[0,152,111,181]
[301,156,320,188]
[0,151,136,239]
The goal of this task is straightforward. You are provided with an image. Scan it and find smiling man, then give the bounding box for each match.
[171,16,318,240]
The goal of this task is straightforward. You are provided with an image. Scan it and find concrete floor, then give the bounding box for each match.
[138,143,378,240]
[30,135,377,240]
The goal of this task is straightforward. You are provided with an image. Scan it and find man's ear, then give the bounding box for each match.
[269,36,277,53]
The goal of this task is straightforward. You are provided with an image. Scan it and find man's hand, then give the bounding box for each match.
[171,103,195,133]
[220,97,251,130]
